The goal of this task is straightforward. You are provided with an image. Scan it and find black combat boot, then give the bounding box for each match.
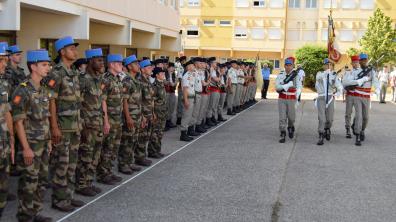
[202,120,211,129]
[325,128,331,141]
[287,126,295,139]
[206,118,215,127]
[218,114,227,121]
[279,131,286,143]
[355,134,362,146]
[195,124,206,133]
[360,131,365,141]
[351,123,357,135]
[234,106,240,113]
[211,116,219,125]
[168,120,176,128]
[180,130,193,142]
[176,117,182,125]
[187,126,200,136]
[317,133,324,145]
[346,127,352,138]
[164,122,170,132]
[227,109,235,115]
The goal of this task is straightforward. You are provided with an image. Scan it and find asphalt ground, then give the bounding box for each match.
[2,99,396,222]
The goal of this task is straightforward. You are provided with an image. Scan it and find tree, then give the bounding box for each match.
[346,47,361,57]
[295,45,328,88]
[359,8,396,66]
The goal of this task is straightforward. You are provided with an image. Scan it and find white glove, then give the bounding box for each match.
[282,81,294,91]
[335,91,342,97]
[357,77,367,86]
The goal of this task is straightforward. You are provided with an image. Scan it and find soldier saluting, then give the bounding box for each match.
[275,58,302,143]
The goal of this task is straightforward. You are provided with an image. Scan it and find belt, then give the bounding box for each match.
[195,91,202,94]
[187,95,195,99]
[207,86,220,93]
[232,83,237,85]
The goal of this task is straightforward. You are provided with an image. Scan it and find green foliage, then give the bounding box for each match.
[295,45,328,88]
[359,8,396,66]
[346,47,362,57]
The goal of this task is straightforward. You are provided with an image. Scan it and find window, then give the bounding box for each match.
[268,28,282,40]
[251,28,265,39]
[339,30,354,41]
[302,30,317,41]
[321,28,328,41]
[323,0,337,8]
[170,0,177,9]
[306,0,317,8]
[188,0,200,6]
[269,0,284,8]
[288,0,300,8]
[360,0,374,9]
[236,0,249,7]
[253,0,265,7]
[0,31,17,46]
[234,27,248,38]
[179,0,184,7]
[220,20,232,26]
[341,0,355,9]
[125,48,137,57]
[269,59,280,69]
[186,26,199,37]
[203,20,215,26]
[287,29,300,41]
[40,39,57,61]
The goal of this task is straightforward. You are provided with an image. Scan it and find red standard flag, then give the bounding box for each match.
[328,10,341,62]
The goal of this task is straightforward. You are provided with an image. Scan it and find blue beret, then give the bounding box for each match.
[124,55,138,66]
[323,58,329,64]
[284,59,293,65]
[27,50,50,63]
[107,54,123,63]
[7,45,23,54]
[0,42,9,56]
[85,48,103,59]
[139,59,152,68]
[55,36,79,52]
[359,53,368,60]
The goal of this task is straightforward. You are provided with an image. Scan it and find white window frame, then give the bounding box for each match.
[321,28,328,41]
[288,0,300,8]
[188,0,200,7]
[203,20,216,26]
[269,0,284,8]
[179,0,184,7]
[341,0,356,9]
[236,0,250,7]
[268,28,282,40]
[219,20,232,26]
[302,30,317,41]
[269,59,281,69]
[251,28,265,39]
[234,27,248,39]
[305,0,317,8]
[360,0,374,9]
[186,26,199,37]
[253,0,266,7]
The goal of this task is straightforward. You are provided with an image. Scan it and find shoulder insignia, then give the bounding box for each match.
[48,79,56,88]
[13,95,22,105]
[21,82,28,87]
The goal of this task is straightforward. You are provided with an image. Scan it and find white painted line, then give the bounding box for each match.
[57,100,261,222]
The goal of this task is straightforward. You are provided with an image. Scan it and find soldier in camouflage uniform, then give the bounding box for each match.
[12,50,52,222]
[46,36,84,212]
[96,54,124,185]
[118,55,143,175]
[0,42,15,219]
[5,45,26,180]
[75,48,105,196]
[148,67,167,158]
[135,59,154,167]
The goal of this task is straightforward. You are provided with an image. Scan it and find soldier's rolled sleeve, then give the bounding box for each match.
[182,76,189,88]
[46,71,62,99]
[122,81,131,100]
[11,91,27,122]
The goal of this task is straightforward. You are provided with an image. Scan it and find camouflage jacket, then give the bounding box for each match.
[101,72,123,127]
[152,79,167,118]
[0,76,11,143]
[138,74,154,119]
[45,62,81,132]
[11,79,52,141]
[122,74,142,123]
[80,71,103,128]
[5,64,27,98]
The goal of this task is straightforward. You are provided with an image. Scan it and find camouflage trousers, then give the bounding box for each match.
[118,126,138,169]
[50,132,80,207]
[97,125,121,179]
[0,141,10,211]
[75,127,103,190]
[136,121,151,161]
[17,140,49,221]
[148,117,166,155]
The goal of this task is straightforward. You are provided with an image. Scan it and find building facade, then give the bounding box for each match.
[0,0,181,64]
[180,0,395,71]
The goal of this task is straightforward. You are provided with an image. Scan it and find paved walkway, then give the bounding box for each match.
[2,99,396,222]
